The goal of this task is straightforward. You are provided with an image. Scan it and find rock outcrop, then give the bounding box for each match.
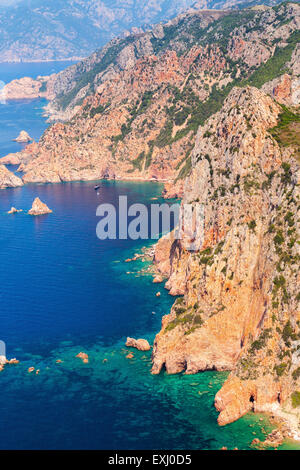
[76,352,89,363]
[0,153,22,165]
[28,198,52,215]
[151,86,300,426]
[2,76,53,101]
[126,337,151,351]
[0,165,23,189]
[13,131,32,143]
[0,355,19,372]
[7,207,22,214]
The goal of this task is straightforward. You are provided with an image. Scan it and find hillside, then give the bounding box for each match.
[8,2,299,199]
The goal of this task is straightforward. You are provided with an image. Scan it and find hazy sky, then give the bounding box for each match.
[0,0,23,5]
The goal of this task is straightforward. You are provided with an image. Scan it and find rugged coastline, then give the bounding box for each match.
[0,1,299,446]
[151,85,299,432]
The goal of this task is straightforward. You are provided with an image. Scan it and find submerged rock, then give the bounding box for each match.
[125,337,151,351]
[13,130,32,143]
[28,197,52,215]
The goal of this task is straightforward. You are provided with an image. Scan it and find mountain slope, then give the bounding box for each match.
[12,2,300,196]
[0,0,198,62]
[0,0,264,62]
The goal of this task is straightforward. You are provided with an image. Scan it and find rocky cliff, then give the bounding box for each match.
[152,85,300,426]
[10,2,300,195]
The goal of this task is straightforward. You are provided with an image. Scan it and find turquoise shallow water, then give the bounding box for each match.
[0,62,295,450]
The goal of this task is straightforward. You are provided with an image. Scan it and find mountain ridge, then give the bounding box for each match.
[0,0,260,63]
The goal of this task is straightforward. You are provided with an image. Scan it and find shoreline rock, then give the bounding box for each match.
[0,355,19,372]
[8,207,22,214]
[125,337,151,351]
[28,197,52,215]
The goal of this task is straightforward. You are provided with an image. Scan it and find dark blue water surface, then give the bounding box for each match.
[0,63,291,451]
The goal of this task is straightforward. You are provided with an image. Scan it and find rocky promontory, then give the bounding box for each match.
[0,164,23,189]
[2,76,54,101]
[28,198,52,216]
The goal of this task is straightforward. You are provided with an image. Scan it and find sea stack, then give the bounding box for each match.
[28,197,52,215]
[13,130,32,143]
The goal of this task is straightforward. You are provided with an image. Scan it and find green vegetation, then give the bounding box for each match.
[292,368,300,381]
[175,156,192,182]
[249,329,272,355]
[246,31,300,88]
[274,362,288,377]
[131,152,145,171]
[90,102,110,118]
[269,105,300,161]
[247,220,256,232]
[291,391,300,408]
[282,320,297,345]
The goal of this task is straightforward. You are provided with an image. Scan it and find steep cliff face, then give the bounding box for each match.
[152,86,300,425]
[13,3,300,193]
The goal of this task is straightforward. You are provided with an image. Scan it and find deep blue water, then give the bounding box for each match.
[0,63,294,450]
[0,61,76,157]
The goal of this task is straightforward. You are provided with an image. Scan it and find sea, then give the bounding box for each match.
[0,62,297,450]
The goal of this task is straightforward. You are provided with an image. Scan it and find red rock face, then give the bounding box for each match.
[273,74,292,104]
[151,86,300,425]
[19,45,228,188]
[5,3,298,197]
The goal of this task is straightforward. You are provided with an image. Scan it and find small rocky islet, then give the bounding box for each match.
[5,197,52,216]
[12,130,32,143]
